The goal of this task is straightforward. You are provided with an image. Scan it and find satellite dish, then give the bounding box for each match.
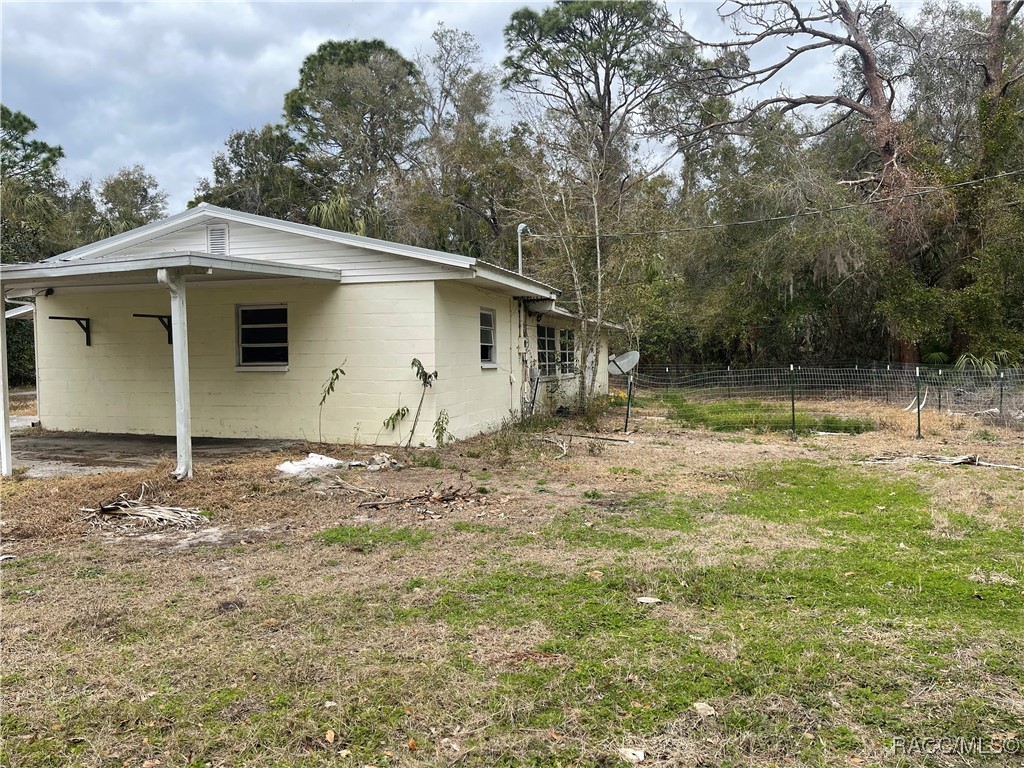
[609,350,640,375]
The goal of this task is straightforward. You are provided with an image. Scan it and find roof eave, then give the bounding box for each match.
[472,263,559,299]
[3,251,344,289]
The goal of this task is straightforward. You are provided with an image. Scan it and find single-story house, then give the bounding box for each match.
[0,204,608,477]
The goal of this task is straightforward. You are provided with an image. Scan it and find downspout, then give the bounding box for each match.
[157,268,193,479]
[509,300,516,413]
[0,302,11,477]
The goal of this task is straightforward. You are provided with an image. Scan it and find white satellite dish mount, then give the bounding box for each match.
[609,350,640,376]
[609,351,640,432]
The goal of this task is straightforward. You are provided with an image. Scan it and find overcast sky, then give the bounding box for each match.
[1,1,831,211]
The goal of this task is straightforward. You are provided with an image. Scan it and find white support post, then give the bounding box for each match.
[1,308,12,478]
[157,268,192,479]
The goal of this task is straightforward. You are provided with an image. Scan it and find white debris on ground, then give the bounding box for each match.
[693,701,718,717]
[276,452,403,476]
[276,453,345,475]
[617,747,645,763]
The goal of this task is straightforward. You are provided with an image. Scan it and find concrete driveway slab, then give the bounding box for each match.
[9,432,298,478]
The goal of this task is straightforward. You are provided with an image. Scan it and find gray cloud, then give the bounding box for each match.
[2,1,845,212]
[4,1,564,209]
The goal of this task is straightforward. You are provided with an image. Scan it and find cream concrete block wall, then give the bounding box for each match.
[317,281,438,446]
[35,281,438,444]
[433,283,519,440]
[34,278,605,444]
[37,291,176,434]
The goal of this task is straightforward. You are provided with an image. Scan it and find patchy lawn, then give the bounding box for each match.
[2,401,1023,767]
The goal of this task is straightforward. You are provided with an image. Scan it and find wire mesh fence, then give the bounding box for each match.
[610,364,1024,435]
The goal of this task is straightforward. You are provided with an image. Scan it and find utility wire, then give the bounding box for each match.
[524,168,1024,240]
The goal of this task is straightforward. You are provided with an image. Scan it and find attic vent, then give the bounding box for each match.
[206,224,229,256]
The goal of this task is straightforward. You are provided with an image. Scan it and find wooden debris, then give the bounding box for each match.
[558,433,632,443]
[862,454,1024,472]
[81,484,205,529]
[357,484,477,509]
[327,477,387,500]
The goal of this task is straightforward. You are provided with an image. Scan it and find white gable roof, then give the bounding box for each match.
[43,203,558,299]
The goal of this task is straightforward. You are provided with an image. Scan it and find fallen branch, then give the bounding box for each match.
[558,433,632,443]
[327,477,387,499]
[539,436,570,458]
[357,484,477,509]
[862,454,1024,471]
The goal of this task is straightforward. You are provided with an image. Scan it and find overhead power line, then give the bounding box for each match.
[525,169,1024,240]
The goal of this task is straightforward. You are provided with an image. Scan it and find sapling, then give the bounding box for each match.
[407,358,437,448]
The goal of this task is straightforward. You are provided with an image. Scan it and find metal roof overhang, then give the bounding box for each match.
[471,263,559,300]
[1,251,344,298]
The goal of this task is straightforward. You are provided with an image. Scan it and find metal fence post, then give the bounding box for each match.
[915,367,922,440]
[624,374,634,433]
[885,364,890,404]
[790,364,796,436]
[937,369,942,412]
[999,370,1005,416]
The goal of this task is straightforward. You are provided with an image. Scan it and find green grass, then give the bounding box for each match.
[706,461,1024,630]
[542,509,651,550]
[315,524,432,552]
[412,451,444,468]
[663,393,875,433]
[409,463,1022,761]
[623,491,695,531]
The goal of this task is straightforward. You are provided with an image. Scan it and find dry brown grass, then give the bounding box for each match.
[7,393,35,416]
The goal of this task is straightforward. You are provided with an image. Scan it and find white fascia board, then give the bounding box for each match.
[48,203,478,272]
[472,263,559,299]
[2,251,344,286]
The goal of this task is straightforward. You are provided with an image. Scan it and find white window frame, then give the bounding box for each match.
[559,328,577,374]
[480,308,497,367]
[537,324,557,377]
[236,304,288,371]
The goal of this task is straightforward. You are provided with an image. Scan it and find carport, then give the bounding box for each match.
[1,252,342,478]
